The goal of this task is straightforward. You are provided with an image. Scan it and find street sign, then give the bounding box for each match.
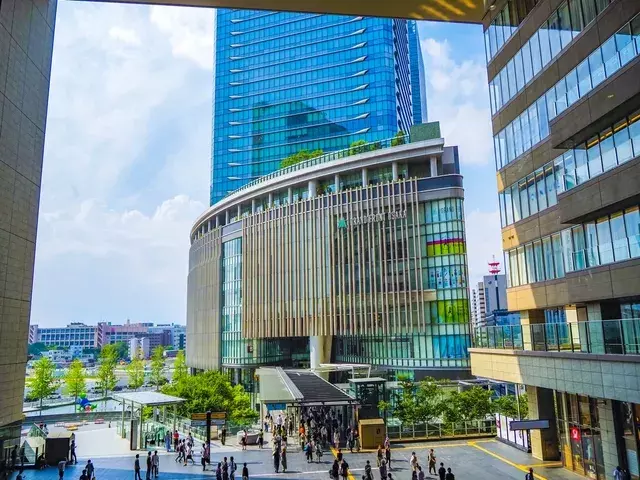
[192,412,225,427]
[510,419,550,430]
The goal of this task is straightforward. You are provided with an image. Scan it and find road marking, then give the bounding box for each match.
[385,438,496,451]
[330,447,356,480]
[525,462,563,468]
[468,441,548,480]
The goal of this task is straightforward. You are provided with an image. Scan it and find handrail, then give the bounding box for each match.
[474,319,640,355]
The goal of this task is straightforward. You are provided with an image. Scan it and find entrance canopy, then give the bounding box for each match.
[258,367,357,407]
[112,391,185,409]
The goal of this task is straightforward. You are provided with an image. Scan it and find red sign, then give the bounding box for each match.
[571,427,580,441]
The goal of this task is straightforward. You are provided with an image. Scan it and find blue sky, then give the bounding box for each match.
[31,3,501,327]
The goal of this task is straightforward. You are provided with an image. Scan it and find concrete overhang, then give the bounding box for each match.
[81,0,487,23]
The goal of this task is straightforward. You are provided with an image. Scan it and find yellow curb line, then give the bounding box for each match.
[468,441,548,480]
[331,446,356,480]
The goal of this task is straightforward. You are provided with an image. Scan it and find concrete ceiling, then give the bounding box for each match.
[85,0,487,23]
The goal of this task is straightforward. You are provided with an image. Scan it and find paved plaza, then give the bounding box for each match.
[10,426,584,480]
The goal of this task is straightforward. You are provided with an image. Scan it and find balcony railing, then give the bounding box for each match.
[474,319,640,355]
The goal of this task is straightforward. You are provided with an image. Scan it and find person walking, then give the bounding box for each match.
[165,431,171,452]
[241,430,248,451]
[242,463,249,480]
[273,447,280,473]
[409,452,418,472]
[385,446,391,469]
[221,426,227,446]
[445,467,455,480]
[418,465,425,480]
[340,459,350,480]
[525,468,535,480]
[79,469,89,480]
[428,449,437,475]
[330,459,339,479]
[57,459,66,479]
[146,451,152,480]
[364,460,373,480]
[614,467,623,480]
[438,462,446,480]
[86,459,94,480]
[152,451,159,479]
[379,459,387,480]
[281,446,288,473]
[333,430,340,448]
[229,456,237,480]
[376,445,383,467]
[70,439,77,464]
[133,454,142,480]
[258,429,264,449]
[173,430,179,452]
[222,457,229,480]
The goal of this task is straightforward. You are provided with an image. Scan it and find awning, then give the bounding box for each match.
[111,391,185,408]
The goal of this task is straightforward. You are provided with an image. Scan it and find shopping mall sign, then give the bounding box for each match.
[337,209,406,229]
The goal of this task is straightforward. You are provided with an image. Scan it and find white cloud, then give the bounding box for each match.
[150,6,215,70]
[108,26,141,45]
[422,38,493,166]
[33,2,213,327]
[464,209,503,288]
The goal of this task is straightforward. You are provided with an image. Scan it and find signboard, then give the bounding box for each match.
[337,210,407,230]
[510,419,550,430]
[266,403,286,411]
[191,412,226,427]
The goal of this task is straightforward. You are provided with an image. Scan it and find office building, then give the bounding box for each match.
[96,321,153,347]
[28,323,98,349]
[129,337,151,360]
[149,324,187,351]
[471,285,487,328]
[210,10,428,204]
[188,123,472,389]
[472,0,640,477]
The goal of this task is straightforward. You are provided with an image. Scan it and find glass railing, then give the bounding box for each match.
[474,319,640,355]
[227,134,411,197]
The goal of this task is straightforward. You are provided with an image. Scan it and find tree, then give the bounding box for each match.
[150,346,166,391]
[161,370,258,425]
[391,130,406,147]
[443,387,493,423]
[63,359,86,405]
[28,342,49,356]
[28,357,59,412]
[96,347,118,398]
[349,139,368,156]
[493,393,528,419]
[113,341,129,360]
[172,350,188,384]
[126,354,145,391]
[280,149,323,169]
[390,377,418,425]
[413,378,447,424]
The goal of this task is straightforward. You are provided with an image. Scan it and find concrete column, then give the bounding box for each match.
[310,336,332,370]
[526,386,560,461]
[225,210,230,224]
[288,187,293,204]
[251,199,256,213]
[566,306,584,351]
[598,400,620,476]
[215,216,220,228]
[308,180,318,198]
[392,162,399,181]
[362,168,368,187]
[334,174,340,192]
[430,156,438,177]
[268,193,273,207]
[237,204,241,218]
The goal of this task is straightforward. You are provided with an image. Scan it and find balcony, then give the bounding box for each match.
[474,319,640,355]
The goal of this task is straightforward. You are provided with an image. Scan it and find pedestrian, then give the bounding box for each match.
[281,446,288,473]
[364,460,373,480]
[134,454,142,480]
[241,430,248,450]
[79,469,89,480]
[379,459,387,480]
[152,450,159,478]
[418,465,425,480]
[331,459,340,479]
[146,451,152,480]
[315,440,323,462]
[173,430,179,451]
[221,426,227,446]
[412,470,418,480]
[215,463,222,480]
[58,458,66,479]
[445,467,455,480]
[273,447,280,473]
[428,449,436,475]
[305,441,313,463]
[165,431,171,451]
[614,467,623,480]
[410,452,418,472]
[333,430,340,448]
[186,443,195,466]
[16,469,25,480]
[438,462,446,480]
[337,448,343,463]
[242,462,249,480]
[86,459,95,480]
[70,439,77,464]
[222,457,229,480]
[340,459,350,480]
[258,429,264,449]
[376,445,383,467]
[10,446,18,470]
[385,446,391,469]
[383,435,390,449]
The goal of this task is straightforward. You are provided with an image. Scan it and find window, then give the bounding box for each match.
[509,249,519,286]
[633,15,640,56]
[576,57,592,97]
[536,168,547,210]
[512,183,522,222]
[530,32,543,75]
[555,78,568,115]
[587,135,603,177]
[547,14,562,58]
[519,178,529,218]
[558,2,573,49]
[561,229,575,273]
[584,222,600,267]
[517,246,527,286]
[528,173,538,214]
[514,51,525,91]
[613,119,633,163]
[543,236,555,280]
[566,68,579,106]
[601,36,621,77]
[504,187,514,225]
[629,110,640,155]
[610,212,630,261]
[569,0,585,36]
[545,163,557,207]
[581,0,597,25]
[521,109,532,151]
[534,240,545,282]
[554,155,566,193]
[563,150,576,189]
[616,23,636,66]
[539,22,552,66]
[572,225,586,270]
[537,97,550,139]
[588,49,605,89]
[552,233,565,277]
[522,41,534,83]
[507,59,517,99]
[529,104,541,146]
[596,217,614,264]
[574,146,588,184]
[525,244,537,283]
[599,127,616,171]
[624,207,640,258]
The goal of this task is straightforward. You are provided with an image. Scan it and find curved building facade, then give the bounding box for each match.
[187,128,472,382]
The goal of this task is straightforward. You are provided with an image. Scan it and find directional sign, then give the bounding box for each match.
[191,412,226,427]
[510,419,550,430]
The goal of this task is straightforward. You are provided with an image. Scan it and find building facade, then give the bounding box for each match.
[188,125,472,385]
[28,323,98,349]
[409,20,429,125]
[473,0,640,478]
[471,284,487,328]
[96,321,153,347]
[210,10,427,204]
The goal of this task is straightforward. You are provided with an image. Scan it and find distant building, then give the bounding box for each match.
[29,323,98,349]
[471,286,486,329]
[97,320,152,347]
[129,337,151,360]
[472,274,512,328]
[148,324,186,351]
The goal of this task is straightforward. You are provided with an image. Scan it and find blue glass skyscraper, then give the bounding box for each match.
[409,21,428,125]
[211,10,428,204]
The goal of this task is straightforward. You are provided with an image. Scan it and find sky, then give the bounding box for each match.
[31,2,501,327]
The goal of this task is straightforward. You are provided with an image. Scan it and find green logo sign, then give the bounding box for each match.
[337,217,348,229]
